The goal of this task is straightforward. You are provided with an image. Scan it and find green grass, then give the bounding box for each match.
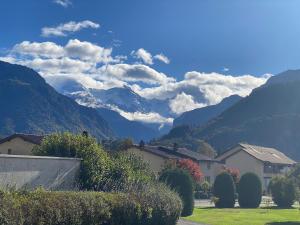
[184,207,300,225]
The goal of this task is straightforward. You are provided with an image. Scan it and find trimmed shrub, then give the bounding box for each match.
[0,187,182,225]
[213,172,236,208]
[269,176,296,208]
[238,172,262,208]
[159,168,194,216]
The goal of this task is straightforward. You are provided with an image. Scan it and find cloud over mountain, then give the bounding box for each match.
[1,38,270,125]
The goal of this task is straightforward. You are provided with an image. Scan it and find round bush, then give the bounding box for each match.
[269,176,296,208]
[159,168,194,216]
[238,172,262,208]
[213,172,236,208]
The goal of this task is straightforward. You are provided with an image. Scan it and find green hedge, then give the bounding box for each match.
[238,172,262,208]
[159,168,194,217]
[213,172,236,208]
[0,187,182,225]
[269,176,296,208]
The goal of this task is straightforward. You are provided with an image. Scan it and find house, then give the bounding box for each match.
[127,145,223,184]
[217,143,296,190]
[0,133,44,155]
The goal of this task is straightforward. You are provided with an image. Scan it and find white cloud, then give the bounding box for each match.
[53,0,72,7]
[65,39,113,63]
[154,53,170,64]
[111,106,173,124]
[13,41,64,58]
[131,48,153,65]
[41,20,100,37]
[11,39,115,65]
[169,92,205,115]
[98,63,175,85]
[135,72,269,105]
[131,49,170,65]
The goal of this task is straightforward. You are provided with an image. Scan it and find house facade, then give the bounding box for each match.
[128,145,223,183]
[217,143,296,190]
[0,134,44,155]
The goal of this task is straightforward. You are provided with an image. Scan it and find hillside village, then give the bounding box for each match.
[2,1,300,224]
[0,132,296,193]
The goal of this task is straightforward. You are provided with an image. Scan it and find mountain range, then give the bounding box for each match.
[161,70,300,160]
[173,95,242,127]
[0,61,113,139]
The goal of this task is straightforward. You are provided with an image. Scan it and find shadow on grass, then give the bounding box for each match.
[265,222,300,225]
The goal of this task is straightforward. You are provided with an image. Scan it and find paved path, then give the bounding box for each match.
[178,219,208,225]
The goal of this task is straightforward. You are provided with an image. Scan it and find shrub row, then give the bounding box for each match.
[0,186,182,225]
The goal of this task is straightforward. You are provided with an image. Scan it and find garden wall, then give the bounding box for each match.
[0,154,81,190]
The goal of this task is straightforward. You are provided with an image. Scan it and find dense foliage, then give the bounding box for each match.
[222,166,240,184]
[0,186,182,225]
[177,159,203,183]
[269,176,296,208]
[238,173,262,208]
[160,168,194,216]
[213,172,236,208]
[33,132,111,190]
[33,133,154,191]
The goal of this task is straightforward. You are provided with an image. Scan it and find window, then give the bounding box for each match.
[7,149,12,155]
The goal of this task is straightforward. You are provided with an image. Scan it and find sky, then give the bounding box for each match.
[1,0,300,122]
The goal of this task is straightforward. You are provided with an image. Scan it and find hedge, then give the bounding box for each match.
[160,168,194,217]
[213,172,236,208]
[0,186,182,225]
[238,172,262,208]
[269,176,296,208]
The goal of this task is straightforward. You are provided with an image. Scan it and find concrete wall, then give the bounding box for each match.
[127,147,167,175]
[0,154,81,190]
[0,137,35,155]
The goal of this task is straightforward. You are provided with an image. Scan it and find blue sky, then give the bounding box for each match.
[2,0,300,77]
[0,0,299,122]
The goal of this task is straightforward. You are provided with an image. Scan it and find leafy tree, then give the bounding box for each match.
[269,176,296,208]
[213,172,236,208]
[33,132,111,190]
[238,173,262,208]
[105,152,155,191]
[177,159,203,183]
[160,168,194,216]
[222,166,240,184]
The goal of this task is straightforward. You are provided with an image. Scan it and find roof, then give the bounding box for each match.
[135,145,219,162]
[0,133,44,145]
[217,143,296,165]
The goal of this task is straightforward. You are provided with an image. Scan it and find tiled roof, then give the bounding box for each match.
[138,145,218,162]
[0,133,44,145]
[218,143,296,165]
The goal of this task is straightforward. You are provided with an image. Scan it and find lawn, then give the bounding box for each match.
[184,207,300,225]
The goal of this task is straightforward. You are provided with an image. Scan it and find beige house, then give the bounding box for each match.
[217,143,296,190]
[128,145,223,183]
[0,134,44,155]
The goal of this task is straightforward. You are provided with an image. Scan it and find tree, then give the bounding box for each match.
[213,172,236,208]
[222,166,240,184]
[238,173,262,208]
[269,176,296,208]
[177,159,203,183]
[160,168,194,216]
[32,132,111,190]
